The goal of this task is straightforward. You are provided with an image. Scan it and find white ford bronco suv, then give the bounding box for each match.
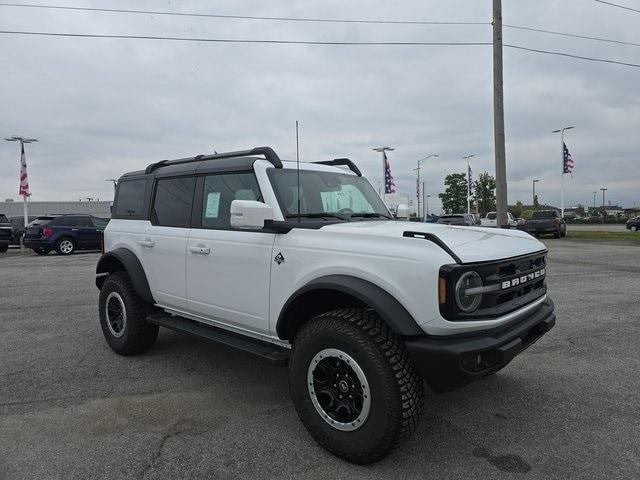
[96,147,555,463]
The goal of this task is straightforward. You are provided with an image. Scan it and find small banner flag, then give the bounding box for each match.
[384,151,396,194]
[563,142,574,175]
[19,143,31,197]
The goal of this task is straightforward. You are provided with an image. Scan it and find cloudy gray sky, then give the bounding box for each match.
[1,0,639,212]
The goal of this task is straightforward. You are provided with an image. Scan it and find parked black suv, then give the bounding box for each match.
[0,214,11,253]
[626,216,640,232]
[23,214,109,255]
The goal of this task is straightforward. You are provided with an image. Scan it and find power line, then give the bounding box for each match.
[503,24,640,48]
[0,30,491,46]
[0,29,638,68]
[593,0,640,14]
[0,3,489,25]
[504,44,640,68]
[2,2,638,49]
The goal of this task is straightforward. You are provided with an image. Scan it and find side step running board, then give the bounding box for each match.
[147,312,290,365]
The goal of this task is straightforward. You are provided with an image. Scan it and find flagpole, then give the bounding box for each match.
[5,135,37,253]
[373,146,394,197]
[552,126,574,219]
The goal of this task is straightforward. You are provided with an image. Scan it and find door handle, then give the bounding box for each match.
[189,245,210,255]
[138,239,155,248]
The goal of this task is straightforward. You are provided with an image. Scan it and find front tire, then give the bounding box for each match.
[631,226,638,232]
[55,237,75,255]
[289,308,424,464]
[0,244,8,253]
[98,272,158,355]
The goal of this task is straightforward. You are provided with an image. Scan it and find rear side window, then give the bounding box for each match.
[151,177,196,227]
[114,179,148,218]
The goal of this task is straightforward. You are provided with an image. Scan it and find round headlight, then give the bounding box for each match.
[455,271,483,313]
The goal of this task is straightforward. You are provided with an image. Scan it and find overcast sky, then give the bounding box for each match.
[1,0,639,212]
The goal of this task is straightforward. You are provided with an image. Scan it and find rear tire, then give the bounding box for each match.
[632,226,638,232]
[554,228,561,239]
[289,308,424,464]
[55,237,75,255]
[98,272,158,355]
[0,244,8,253]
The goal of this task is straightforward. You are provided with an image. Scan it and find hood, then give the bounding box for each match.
[319,221,545,264]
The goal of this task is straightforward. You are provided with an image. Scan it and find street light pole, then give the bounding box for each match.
[462,154,475,214]
[552,126,575,218]
[373,146,394,197]
[592,191,597,213]
[532,179,539,207]
[5,135,37,252]
[426,194,431,219]
[600,187,608,224]
[412,154,438,219]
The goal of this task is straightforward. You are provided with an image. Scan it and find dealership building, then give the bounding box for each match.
[0,200,112,218]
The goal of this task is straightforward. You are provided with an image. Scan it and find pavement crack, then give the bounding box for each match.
[139,419,193,479]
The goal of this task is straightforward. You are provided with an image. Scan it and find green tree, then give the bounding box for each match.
[512,200,524,218]
[473,171,496,216]
[439,173,469,214]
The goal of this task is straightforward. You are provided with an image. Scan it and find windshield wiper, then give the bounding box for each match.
[349,212,393,219]
[285,213,347,220]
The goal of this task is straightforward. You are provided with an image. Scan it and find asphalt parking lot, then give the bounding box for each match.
[1,240,639,480]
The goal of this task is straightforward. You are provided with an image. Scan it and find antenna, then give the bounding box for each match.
[296,120,301,223]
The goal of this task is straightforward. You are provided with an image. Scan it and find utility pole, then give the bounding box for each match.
[373,146,394,196]
[600,187,607,224]
[422,182,426,221]
[462,154,475,214]
[532,179,539,207]
[5,135,37,252]
[592,191,597,214]
[493,0,508,228]
[412,154,438,220]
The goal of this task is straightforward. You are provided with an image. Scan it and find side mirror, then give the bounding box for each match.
[395,204,409,219]
[230,200,274,230]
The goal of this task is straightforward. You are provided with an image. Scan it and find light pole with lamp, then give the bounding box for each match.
[600,187,608,224]
[462,154,475,214]
[532,179,539,207]
[412,154,438,219]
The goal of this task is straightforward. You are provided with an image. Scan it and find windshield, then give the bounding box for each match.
[269,169,391,220]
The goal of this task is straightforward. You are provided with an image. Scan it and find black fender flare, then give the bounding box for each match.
[276,274,423,339]
[95,248,154,304]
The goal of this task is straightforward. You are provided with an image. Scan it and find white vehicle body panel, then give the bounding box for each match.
[185,228,275,335]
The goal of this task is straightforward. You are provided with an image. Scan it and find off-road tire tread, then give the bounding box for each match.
[99,271,158,355]
[290,307,424,463]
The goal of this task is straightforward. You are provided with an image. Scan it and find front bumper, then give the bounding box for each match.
[405,298,555,393]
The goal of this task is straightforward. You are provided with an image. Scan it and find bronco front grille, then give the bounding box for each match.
[439,251,548,321]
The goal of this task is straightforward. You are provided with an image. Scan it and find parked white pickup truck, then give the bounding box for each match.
[480,211,518,228]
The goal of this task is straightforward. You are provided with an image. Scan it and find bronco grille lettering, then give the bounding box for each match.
[501,268,545,290]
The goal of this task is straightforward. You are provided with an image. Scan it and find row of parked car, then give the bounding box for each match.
[0,214,108,255]
[435,210,568,238]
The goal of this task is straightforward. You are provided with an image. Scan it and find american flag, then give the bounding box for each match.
[19,143,31,197]
[467,163,473,197]
[384,151,396,194]
[563,142,574,175]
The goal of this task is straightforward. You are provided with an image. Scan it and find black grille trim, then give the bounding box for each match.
[439,250,548,321]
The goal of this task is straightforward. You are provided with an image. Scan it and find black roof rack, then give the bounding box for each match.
[145,146,283,174]
[314,158,362,176]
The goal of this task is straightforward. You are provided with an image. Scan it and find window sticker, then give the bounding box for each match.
[204,192,221,218]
